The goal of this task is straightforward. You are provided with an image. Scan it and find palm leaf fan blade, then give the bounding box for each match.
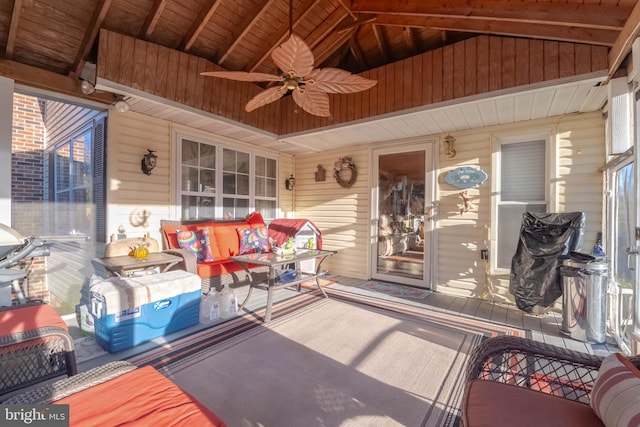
[292,88,330,117]
[272,34,314,77]
[200,71,282,82]
[306,68,377,94]
[245,85,288,112]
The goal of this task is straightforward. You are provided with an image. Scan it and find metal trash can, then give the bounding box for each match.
[559,252,609,343]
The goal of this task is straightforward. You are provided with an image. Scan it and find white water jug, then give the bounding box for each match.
[219,284,238,319]
[199,291,221,324]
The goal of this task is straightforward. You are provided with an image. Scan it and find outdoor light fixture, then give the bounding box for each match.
[443,134,456,158]
[80,80,95,95]
[141,149,158,175]
[285,174,296,191]
[113,96,130,112]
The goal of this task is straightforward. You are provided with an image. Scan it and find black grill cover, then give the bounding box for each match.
[509,212,586,313]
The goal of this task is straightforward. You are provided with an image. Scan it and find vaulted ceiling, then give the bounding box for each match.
[1,0,639,154]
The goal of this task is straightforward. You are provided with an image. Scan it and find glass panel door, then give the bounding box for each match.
[371,143,434,287]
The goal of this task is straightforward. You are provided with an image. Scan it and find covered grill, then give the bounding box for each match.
[0,224,49,306]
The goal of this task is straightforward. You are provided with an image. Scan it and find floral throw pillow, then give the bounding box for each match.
[236,226,271,254]
[176,228,214,263]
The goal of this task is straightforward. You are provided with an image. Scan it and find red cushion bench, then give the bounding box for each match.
[3,361,226,426]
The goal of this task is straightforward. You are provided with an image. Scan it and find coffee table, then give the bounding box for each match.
[229,249,335,322]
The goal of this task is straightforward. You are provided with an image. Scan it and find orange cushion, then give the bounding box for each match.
[463,380,604,427]
[0,304,67,335]
[55,366,227,426]
[212,222,246,257]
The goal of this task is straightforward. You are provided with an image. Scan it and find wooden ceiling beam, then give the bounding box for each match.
[306,7,350,50]
[5,0,23,59]
[313,28,355,66]
[350,0,629,30]
[349,34,368,70]
[247,0,322,72]
[403,26,416,55]
[371,24,389,63]
[375,15,619,46]
[139,0,169,40]
[608,0,640,78]
[179,0,224,52]
[0,58,115,104]
[71,0,113,78]
[335,13,377,32]
[218,0,274,66]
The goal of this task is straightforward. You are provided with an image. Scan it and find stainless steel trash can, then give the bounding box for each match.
[559,253,608,343]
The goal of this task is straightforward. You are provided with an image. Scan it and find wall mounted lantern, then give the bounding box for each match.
[285,174,296,191]
[141,149,158,175]
[443,134,456,158]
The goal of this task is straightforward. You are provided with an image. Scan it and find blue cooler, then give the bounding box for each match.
[90,270,202,352]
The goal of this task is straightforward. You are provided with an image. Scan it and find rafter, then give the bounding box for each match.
[139,0,169,40]
[313,28,355,66]
[403,27,416,56]
[371,24,389,64]
[5,0,23,59]
[0,58,115,104]
[247,0,322,72]
[608,0,640,79]
[179,0,224,52]
[374,14,619,46]
[335,13,377,32]
[71,0,113,78]
[218,0,274,65]
[348,33,368,70]
[349,0,630,30]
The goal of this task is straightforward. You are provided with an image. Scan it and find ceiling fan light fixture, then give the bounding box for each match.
[201,33,376,117]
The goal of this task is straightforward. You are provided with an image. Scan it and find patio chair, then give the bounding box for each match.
[0,302,77,397]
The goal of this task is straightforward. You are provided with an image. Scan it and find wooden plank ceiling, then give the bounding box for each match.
[0,0,639,152]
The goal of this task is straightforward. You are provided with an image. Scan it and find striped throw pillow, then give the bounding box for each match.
[590,353,640,427]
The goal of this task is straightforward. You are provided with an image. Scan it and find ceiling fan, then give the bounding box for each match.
[201,34,377,117]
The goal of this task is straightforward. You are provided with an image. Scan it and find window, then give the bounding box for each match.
[178,136,278,220]
[493,138,547,270]
[49,128,93,236]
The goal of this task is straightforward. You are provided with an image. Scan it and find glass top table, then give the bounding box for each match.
[229,249,335,322]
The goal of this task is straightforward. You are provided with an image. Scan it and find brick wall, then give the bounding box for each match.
[11,93,48,303]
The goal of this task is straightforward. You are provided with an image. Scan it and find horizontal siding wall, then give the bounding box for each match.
[437,131,492,298]
[438,112,604,305]
[106,111,297,242]
[291,113,605,303]
[295,146,371,279]
[106,111,172,243]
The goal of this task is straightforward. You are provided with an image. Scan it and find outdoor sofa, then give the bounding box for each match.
[160,212,319,294]
[462,335,640,426]
[160,211,270,293]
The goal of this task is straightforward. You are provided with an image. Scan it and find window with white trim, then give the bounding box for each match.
[493,138,548,270]
[178,136,277,220]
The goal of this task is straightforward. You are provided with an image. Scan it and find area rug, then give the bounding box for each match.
[149,290,524,427]
[357,280,432,299]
